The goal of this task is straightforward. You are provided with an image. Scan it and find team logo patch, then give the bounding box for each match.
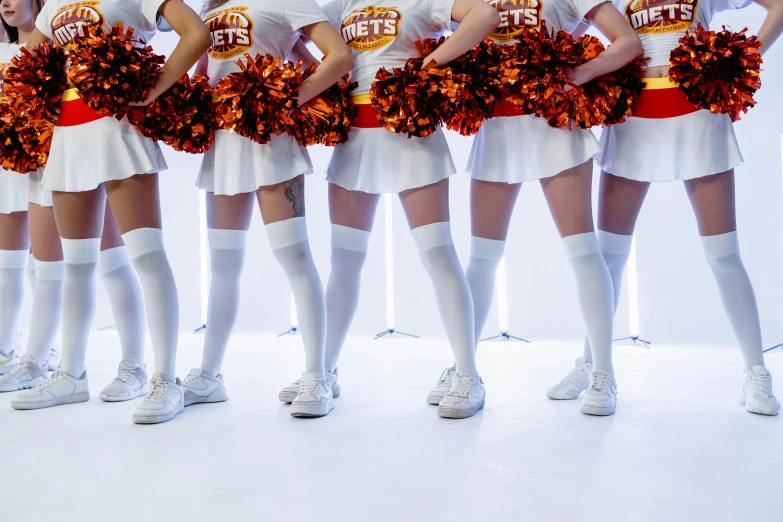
[205,6,254,60]
[50,1,106,47]
[340,6,402,51]
[625,0,698,35]
[488,0,544,41]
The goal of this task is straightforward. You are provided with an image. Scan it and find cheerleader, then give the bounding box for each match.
[184,0,352,418]
[293,0,499,419]
[0,0,148,403]
[555,0,783,415]
[11,0,211,424]
[461,0,642,416]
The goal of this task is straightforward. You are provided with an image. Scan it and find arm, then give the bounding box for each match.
[423,0,500,68]
[297,21,353,105]
[136,0,211,104]
[752,0,783,55]
[570,2,643,86]
[194,52,208,77]
[25,28,50,48]
[289,37,322,67]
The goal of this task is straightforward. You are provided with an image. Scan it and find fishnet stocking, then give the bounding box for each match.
[539,160,595,237]
[257,175,307,225]
[597,171,650,235]
[28,204,62,261]
[0,212,29,250]
[52,187,106,239]
[470,179,521,240]
[104,174,162,233]
[328,182,381,231]
[206,191,254,231]
[684,170,737,236]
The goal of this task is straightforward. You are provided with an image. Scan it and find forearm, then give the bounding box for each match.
[425,6,499,66]
[149,31,211,99]
[756,4,783,54]
[573,35,642,85]
[297,49,353,105]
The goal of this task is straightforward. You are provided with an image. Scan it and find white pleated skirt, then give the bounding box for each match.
[197,130,313,196]
[0,169,28,214]
[467,114,600,183]
[326,127,456,194]
[42,116,168,193]
[27,169,53,207]
[597,110,742,182]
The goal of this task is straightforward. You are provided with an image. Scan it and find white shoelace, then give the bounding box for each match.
[299,379,319,398]
[588,371,611,393]
[148,379,167,401]
[36,371,68,390]
[750,371,774,398]
[437,367,456,386]
[116,363,141,387]
[8,360,37,379]
[450,374,473,397]
[183,372,202,387]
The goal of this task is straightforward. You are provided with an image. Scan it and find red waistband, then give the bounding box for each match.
[491,99,525,118]
[351,103,382,128]
[56,94,105,127]
[631,86,699,119]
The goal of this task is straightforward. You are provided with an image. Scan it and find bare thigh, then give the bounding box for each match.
[398,178,450,229]
[256,175,308,225]
[328,182,381,231]
[596,171,651,236]
[0,211,30,251]
[683,170,737,236]
[470,179,522,240]
[206,191,255,231]
[539,160,595,238]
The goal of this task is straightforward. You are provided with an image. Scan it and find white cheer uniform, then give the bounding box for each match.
[467,0,607,184]
[596,0,749,182]
[322,0,457,194]
[35,0,168,193]
[196,0,328,196]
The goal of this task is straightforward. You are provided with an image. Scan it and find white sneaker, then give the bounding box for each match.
[11,369,90,410]
[290,372,334,418]
[739,366,780,416]
[547,357,592,400]
[580,370,617,416]
[0,354,49,392]
[132,373,184,424]
[427,365,456,405]
[0,349,18,376]
[183,368,229,406]
[99,358,148,402]
[437,372,485,419]
[279,368,341,403]
[47,344,61,372]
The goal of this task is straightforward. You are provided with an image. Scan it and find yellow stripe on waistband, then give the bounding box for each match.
[642,77,679,90]
[62,88,80,101]
[352,94,372,105]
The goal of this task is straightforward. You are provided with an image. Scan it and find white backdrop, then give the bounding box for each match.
[20,3,782,350]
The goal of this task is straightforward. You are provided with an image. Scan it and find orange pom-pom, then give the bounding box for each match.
[669,25,761,122]
[127,75,217,154]
[596,55,648,126]
[0,101,51,174]
[3,43,68,126]
[215,53,303,145]
[67,22,164,119]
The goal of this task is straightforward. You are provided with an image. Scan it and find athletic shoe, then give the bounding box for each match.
[279,368,341,403]
[0,354,49,392]
[546,357,592,400]
[0,349,18,376]
[47,344,61,372]
[290,373,334,418]
[133,373,184,424]
[11,370,90,410]
[427,365,456,405]
[580,370,617,416]
[99,358,148,402]
[437,372,485,419]
[182,368,228,406]
[739,366,780,416]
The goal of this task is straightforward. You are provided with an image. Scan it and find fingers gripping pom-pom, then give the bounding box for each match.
[3,44,68,125]
[67,22,164,119]
[669,25,761,122]
[0,102,51,174]
[215,54,303,145]
[594,56,648,126]
[127,75,217,154]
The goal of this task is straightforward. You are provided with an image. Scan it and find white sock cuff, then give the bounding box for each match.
[412,222,453,252]
[701,231,740,259]
[61,238,101,265]
[331,224,370,252]
[0,249,30,269]
[562,232,601,258]
[35,260,65,280]
[98,246,132,275]
[122,228,165,260]
[27,253,35,272]
[470,236,505,261]
[597,230,633,256]
[266,217,308,250]
[208,228,247,250]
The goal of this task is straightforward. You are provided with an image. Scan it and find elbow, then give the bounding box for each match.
[484,8,502,35]
[628,34,644,58]
[189,25,212,55]
[335,47,354,76]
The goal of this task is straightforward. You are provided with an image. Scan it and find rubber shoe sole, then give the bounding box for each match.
[99,384,149,403]
[437,399,485,419]
[133,401,185,424]
[580,403,616,416]
[184,387,229,407]
[280,384,340,404]
[427,391,447,406]
[546,389,583,400]
[290,399,334,418]
[0,376,48,393]
[738,390,780,416]
[11,391,90,410]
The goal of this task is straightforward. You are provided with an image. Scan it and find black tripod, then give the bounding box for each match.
[374,328,419,340]
[764,342,783,353]
[480,331,530,343]
[613,335,652,349]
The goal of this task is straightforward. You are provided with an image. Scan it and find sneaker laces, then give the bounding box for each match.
[588,371,611,393]
[437,366,456,386]
[36,370,68,390]
[750,370,773,399]
[299,378,319,398]
[148,378,167,401]
[450,374,473,397]
[115,363,141,387]
[8,359,37,378]
[559,366,589,387]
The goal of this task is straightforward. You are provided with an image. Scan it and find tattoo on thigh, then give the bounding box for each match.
[284,177,305,218]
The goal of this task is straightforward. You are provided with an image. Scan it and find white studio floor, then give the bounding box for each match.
[2,330,782,522]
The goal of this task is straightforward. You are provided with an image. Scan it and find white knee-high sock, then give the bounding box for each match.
[324,224,370,372]
[61,238,101,377]
[412,223,479,379]
[26,260,64,366]
[466,237,506,347]
[26,253,36,291]
[122,228,179,379]
[0,249,29,356]
[98,246,145,364]
[563,233,615,374]
[701,232,765,369]
[267,218,326,375]
[201,228,247,377]
[581,231,634,362]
